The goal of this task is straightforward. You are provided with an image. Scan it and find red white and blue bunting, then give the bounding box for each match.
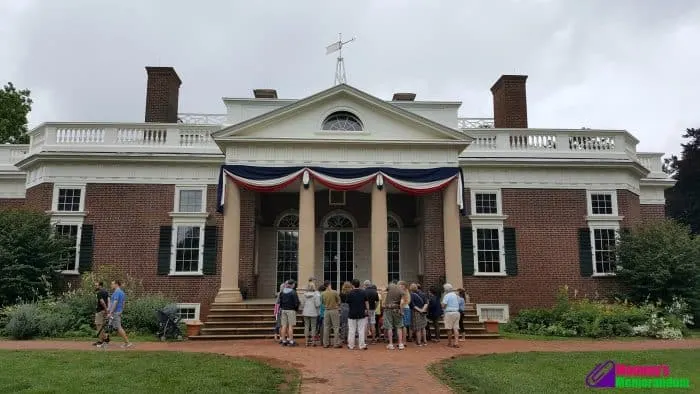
[217,165,465,213]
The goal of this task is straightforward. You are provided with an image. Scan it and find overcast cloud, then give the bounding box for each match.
[1,0,698,155]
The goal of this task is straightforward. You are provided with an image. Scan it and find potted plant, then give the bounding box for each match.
[484,320,500,333]
[185,320,203,337]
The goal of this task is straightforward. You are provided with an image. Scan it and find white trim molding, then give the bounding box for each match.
[586,190,619,217]
[50,218,83,275]
[476,304,510,323]
[176,303,201,322]
[470,188,502,216]
[52,184,86,213]
[471,224,507,276]
[588,223,620,277]
[169,224,205,276]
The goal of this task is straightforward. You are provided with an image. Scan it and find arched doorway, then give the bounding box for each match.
[322,212,355,291]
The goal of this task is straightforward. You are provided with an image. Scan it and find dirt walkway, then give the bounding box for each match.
[2,338,699,393]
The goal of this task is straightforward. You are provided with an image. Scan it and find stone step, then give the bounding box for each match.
[200,326,490,336]
[190,332,500,340]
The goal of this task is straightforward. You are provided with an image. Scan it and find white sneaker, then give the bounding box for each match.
[347,346,355,350]
[386,344,395,350]
[398,343,405,350]
[121,343,134,349]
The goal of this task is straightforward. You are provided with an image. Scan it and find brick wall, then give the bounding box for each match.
[25,183,53,211]
[618,189,641,228]
[462,189,639,315]
[144,67,181,123]
[640,204,666,223]
[491,75,528,128]
[421,191,445,290]
[0,198,26,210]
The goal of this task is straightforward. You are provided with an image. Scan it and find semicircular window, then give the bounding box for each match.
[322,111,363,131]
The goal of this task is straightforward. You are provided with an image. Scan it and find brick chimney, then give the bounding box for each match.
[145,66,182,123]
[490,75,528,128]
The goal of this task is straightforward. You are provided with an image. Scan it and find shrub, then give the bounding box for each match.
[0,210,74,307]
[3,303,41,339]
[616,220,700,325]
[506,286,689,339]
[123,295,174,334]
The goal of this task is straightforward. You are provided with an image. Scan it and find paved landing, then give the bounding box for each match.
[2,338,699,393]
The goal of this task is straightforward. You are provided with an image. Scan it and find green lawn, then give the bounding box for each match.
[431,349,698,393]
[0,350,299,394]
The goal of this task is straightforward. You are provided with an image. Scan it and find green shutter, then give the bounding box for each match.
[579,228,593,277]
[504,227,518,275]
[78,224,94,273]
[461,227,474,276]
[202,226,218,275]
[157,226,172,275]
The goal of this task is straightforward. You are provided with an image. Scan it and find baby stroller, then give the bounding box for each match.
[156,304,184,341]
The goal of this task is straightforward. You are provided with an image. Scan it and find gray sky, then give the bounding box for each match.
[1,0,698,155]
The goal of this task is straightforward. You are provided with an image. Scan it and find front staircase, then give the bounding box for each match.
[190,301,500,340]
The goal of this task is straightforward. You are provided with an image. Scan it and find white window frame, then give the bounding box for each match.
[170,221,206,276]
[176,303,201,322]
[472,223,506,276]
[476,304,510,323]
[329,190,346,206]
[51,218,83,275]
[586,190,619,217]
[589,223,620,277]
[52,184,86,213]
[174,185,207,213]
[470,189,502,216]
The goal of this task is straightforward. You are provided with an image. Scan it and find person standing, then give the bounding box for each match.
[339,281,352,344]
[279,279,300,346]
[382,282,405,350]
[346,279,369,350]
[409,283,428,346]
[399,281,411,343]
[426,286,443,342]
[103,280,132,349]
[302,281,321,346]
[93,281,109,346]
[274,282,285,342]
[441,283,461,348]
[363,280,379,344]
[322,281,342,348]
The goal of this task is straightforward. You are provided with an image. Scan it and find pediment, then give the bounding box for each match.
[212,84,470,145]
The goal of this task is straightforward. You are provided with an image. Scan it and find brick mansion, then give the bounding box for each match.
[0,67,674,327]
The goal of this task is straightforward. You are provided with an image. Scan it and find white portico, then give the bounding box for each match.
[211,84,470,302]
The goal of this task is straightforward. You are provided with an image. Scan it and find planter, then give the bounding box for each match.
[185,321,203,337]
[484,320,500,334]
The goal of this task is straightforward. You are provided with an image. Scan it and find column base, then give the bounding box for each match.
[214,288,243,303]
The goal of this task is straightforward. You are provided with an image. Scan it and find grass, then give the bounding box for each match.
[0,350,299,394]
[431,349,699,393]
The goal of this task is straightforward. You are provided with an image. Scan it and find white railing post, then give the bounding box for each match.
[556,132,570,152]
[167,127,181,148]
[495,130,509,150]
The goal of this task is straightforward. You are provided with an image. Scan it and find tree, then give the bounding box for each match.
[0,210,73,307]
[0,82,33,144]
[616,219,700,325]
[665,128,700,234]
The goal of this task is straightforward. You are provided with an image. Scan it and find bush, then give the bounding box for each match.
[505,286,689,339]
[2,303,41,339]
[616,220,700,325]
[0,269,176,339]
[0,210,74,307]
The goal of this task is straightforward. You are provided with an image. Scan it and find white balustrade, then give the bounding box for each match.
[177,113,227,125]
[637,152,665,177]
[458,118,494,129]
[0,145,29,168]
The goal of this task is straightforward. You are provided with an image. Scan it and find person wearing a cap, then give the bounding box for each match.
[279,279,301,346]
[441,283,461,348]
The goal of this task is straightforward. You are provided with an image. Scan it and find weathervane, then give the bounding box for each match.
[326,33,355,85]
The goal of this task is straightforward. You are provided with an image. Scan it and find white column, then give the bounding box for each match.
[215,176,243,303]
[298,177,315,285]
[443,180,463,288]
[371,184,388,288]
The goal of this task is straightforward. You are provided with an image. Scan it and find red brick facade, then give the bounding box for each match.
[0,198,25,210]
[2,182,671,319]
[491,75,528,128]
[640,204,666,223]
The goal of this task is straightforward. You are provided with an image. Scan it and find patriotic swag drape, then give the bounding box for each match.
[217,165,465,213]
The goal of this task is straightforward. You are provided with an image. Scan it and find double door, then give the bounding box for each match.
[323,230,354,291]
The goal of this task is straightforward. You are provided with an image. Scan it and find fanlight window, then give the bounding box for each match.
[387,215,400,229]
[277,213,299,228]
[325,214,354,229]
[322,111,363,131]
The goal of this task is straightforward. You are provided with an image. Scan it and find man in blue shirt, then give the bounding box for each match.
[105,280,133,348]
[441,283,461,348]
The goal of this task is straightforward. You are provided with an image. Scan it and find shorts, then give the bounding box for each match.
[281,310,297,327]
[382,309,404,330]
[402,308,411,327]
[111,314,123,330]
[94,312,105,326]
[367,312,376,326]
[444,311,461,331]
